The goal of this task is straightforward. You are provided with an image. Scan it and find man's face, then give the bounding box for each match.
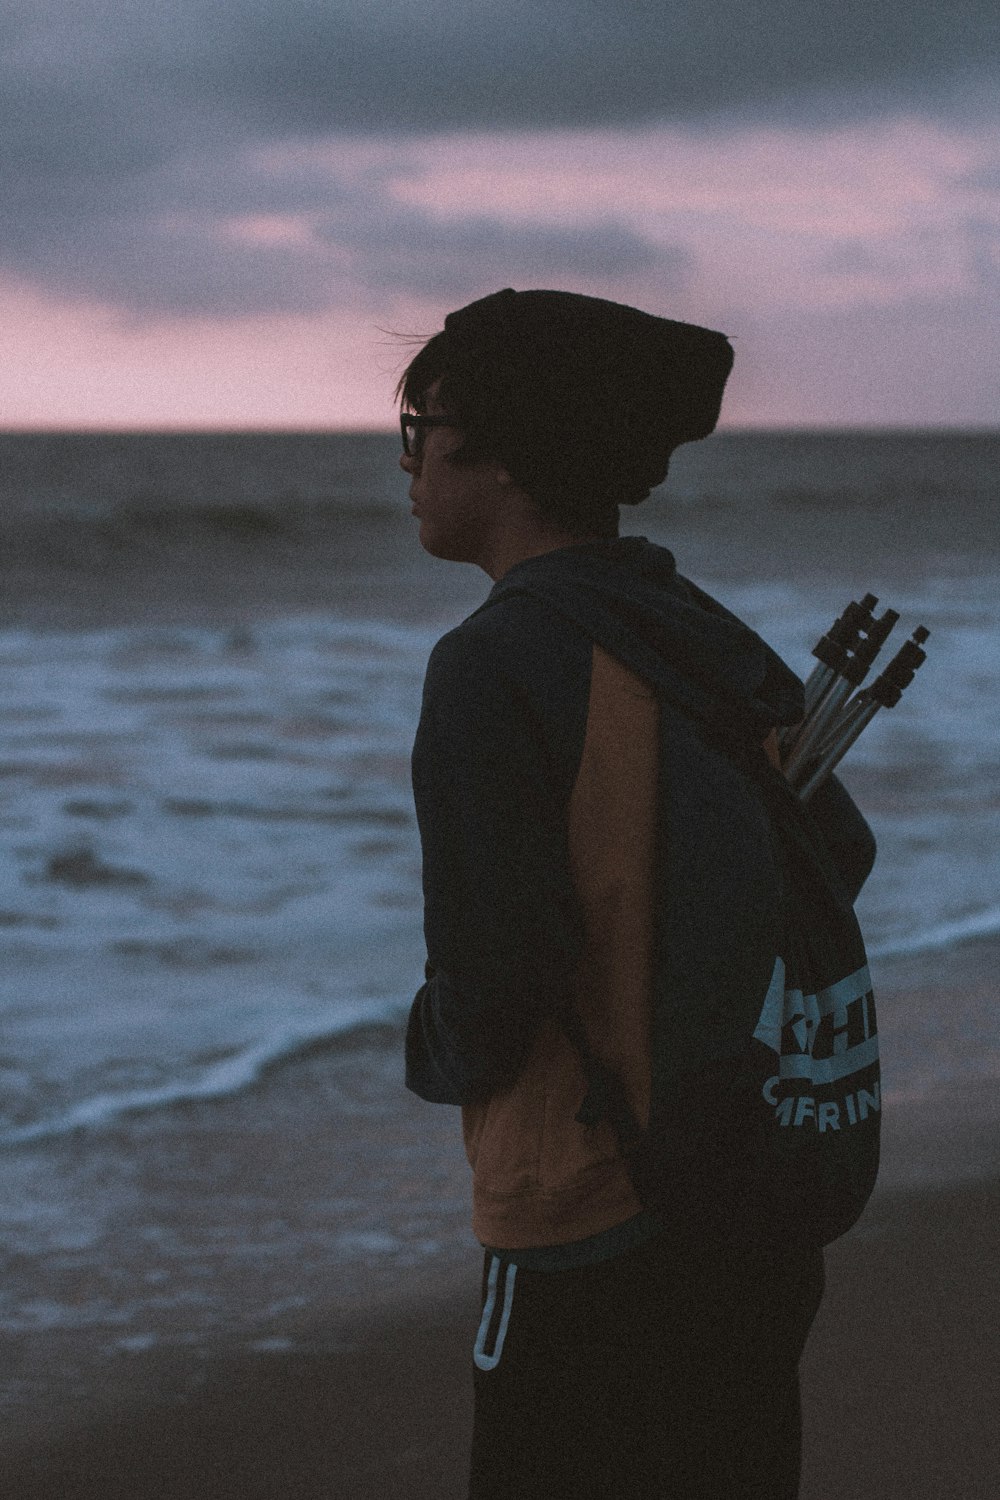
[399,380,502,565]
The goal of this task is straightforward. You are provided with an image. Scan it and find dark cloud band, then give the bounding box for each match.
[1,0,997,318]
[8,0,996,145]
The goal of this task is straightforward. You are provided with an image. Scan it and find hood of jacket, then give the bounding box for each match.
[482,537,803,749]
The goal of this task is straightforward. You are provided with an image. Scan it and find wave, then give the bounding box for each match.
[7,904,1000,1150]
[867,905,1000,961]
[1,999,408,1150]
[1,496,407,573]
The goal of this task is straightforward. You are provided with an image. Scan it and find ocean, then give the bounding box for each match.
[1,429,998,1409]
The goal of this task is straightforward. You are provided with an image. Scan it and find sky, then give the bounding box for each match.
[3,0,999,429]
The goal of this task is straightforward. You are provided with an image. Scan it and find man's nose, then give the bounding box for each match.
[400,452,417,473]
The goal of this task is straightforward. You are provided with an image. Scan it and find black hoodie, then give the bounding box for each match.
[408,537,874,1098]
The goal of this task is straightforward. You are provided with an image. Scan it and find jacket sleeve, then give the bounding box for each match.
[406,628,584,1105]
[807,772,877,903]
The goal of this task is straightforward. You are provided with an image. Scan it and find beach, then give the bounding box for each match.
[4,1189,1000,1500]
[2,429,999,1495]
[3,1080,1000,1496]
[3,940,1000,1498]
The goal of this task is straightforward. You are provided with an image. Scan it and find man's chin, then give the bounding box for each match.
[416,520,447,559]
[417,523,476,566]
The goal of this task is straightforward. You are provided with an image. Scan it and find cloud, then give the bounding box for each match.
[957,160,1000,191]
[727,291,1000,426]
[964,216,1000,289]
[333,211,687,301]
[229,0,1000,134]
[6,0,998,152]
[0,136,686,317]
[1,0,997,319]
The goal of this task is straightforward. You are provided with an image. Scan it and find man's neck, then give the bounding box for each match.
[483,526,617,582]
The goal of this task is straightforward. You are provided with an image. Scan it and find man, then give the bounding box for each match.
[399,289,876,1498]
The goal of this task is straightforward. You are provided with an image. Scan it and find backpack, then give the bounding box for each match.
[562,707,881,1255]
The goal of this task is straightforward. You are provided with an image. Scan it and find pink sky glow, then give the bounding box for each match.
[3,115,998,431]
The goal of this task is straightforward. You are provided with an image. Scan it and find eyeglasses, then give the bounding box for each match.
[400,412,458,459]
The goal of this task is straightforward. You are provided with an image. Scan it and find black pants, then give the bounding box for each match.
[468,1235,825,1499]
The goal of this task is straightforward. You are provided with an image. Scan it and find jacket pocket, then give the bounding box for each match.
[463,1018,621,1200]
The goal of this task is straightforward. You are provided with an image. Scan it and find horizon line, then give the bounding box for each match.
[1,422,997,438]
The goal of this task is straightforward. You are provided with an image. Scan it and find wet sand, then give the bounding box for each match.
[5,952,1000,1498]
[5,943,1000,1498]
[3,1175,998,1499]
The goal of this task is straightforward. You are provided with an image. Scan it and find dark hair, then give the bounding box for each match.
[395,329,622,538]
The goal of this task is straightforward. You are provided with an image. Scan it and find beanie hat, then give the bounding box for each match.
[442,288,734,506]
